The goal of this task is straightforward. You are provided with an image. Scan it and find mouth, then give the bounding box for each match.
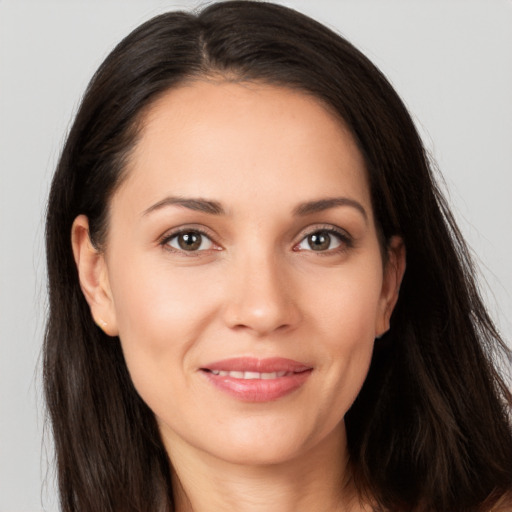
[200,357,313,402]
[205,370,295,379]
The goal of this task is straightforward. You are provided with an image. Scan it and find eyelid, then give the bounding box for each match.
[157,223,353,255]
[159,225,222,254]
[293,224,353,252]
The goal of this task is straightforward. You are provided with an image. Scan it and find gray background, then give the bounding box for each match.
[1,1,511,510]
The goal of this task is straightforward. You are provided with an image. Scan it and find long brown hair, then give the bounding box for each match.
[44,2,512,510]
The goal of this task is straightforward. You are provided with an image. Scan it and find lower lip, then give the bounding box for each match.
[202,370,312,402]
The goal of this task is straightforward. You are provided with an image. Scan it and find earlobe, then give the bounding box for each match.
[375,236,406,338]
[71,215,119,336]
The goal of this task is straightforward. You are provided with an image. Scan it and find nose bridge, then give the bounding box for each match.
[223,244,299,335]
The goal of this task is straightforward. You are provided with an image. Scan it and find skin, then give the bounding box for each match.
[72,81,405,512]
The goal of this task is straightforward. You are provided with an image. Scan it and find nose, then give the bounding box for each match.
[222,252,301,336]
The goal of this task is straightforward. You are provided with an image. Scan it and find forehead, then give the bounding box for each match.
[115,80,372,217]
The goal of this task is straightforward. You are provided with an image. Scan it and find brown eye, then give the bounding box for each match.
[166,231,213,252]
[296,229,346,252]
[307,231,332,251]
[178,232,201,250]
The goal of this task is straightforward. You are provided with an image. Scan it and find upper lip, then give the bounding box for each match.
[201,357,312,373]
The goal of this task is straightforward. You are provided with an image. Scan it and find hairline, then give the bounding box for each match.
[96,73,387,256]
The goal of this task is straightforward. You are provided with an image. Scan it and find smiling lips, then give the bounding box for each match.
[201,357,313,402]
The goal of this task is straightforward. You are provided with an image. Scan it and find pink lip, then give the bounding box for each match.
[200,357,313,402]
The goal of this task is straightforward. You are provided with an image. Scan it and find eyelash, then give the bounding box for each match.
[159,225,353,256]
[294,225,353,255]
[159,227,219,256]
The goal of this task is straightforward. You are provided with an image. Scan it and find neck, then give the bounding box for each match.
[166,423,362,512]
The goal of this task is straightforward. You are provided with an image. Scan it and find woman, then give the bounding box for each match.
[44,1,512,511]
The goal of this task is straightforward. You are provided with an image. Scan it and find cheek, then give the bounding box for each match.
[106,257,221,396]
[110,256,219,342]
[308,263,382,407]
[311,259,384,344]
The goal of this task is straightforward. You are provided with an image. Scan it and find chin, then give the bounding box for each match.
[200,415,343,468]
[210,439,308,467]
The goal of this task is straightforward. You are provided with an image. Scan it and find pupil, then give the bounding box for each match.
[309,231,330,251]
[178,232,201,251]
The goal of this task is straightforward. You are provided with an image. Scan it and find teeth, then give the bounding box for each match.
[209,370,291,379]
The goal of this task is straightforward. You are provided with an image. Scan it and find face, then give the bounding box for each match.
[74,81,404,468]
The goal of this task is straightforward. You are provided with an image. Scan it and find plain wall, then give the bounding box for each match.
[1,1,511,510]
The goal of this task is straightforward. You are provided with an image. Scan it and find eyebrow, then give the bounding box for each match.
[142,196,225,216]
[142,195,367,222]
[293,197,368,222]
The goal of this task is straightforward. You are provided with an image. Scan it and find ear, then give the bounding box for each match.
[71,215,119,337]
[375,236,406,338]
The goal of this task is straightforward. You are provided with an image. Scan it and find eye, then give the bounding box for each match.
[295,229,348,252]
[165,230,214,252]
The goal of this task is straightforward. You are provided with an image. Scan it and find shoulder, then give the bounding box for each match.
[488,492,512,512]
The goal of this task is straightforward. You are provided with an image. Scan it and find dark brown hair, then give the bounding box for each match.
[44,2,512,511]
